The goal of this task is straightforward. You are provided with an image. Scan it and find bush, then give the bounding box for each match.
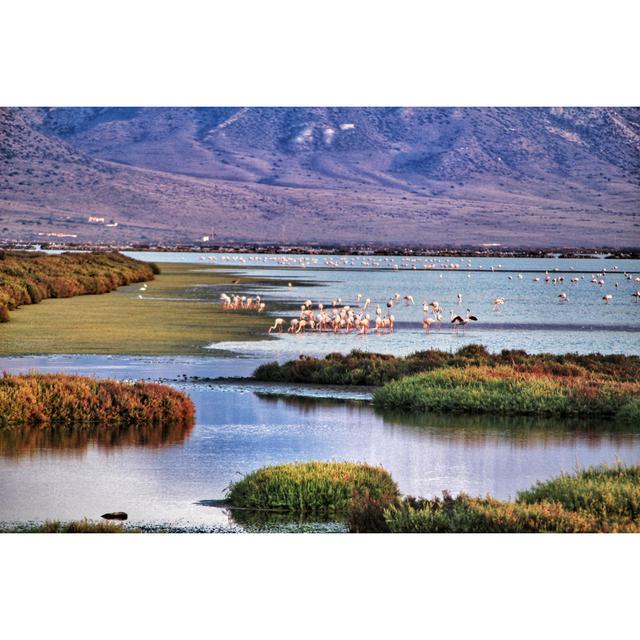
[348,488,397,533]
[0,373,195,429]
[227,461,399,516]
[617,399,640,425]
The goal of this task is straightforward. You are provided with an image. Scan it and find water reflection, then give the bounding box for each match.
[256,392,639,448]
[1,385,639,526]
[225,506,343,531]
[0,420,194,458]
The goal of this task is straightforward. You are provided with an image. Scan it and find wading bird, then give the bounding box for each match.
[268,318,285,333]
[451,309,478,334]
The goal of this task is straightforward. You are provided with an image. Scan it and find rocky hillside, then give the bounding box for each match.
[1,107,638,247]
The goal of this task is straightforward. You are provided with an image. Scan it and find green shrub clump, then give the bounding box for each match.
[227,461,399,516]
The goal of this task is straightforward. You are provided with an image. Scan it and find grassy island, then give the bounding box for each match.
[254,345,640,386]
[226,461,399,516]
[0,373,194,428]
[0,250,156,322]
[372,365,640,420]
[255,346,640,423]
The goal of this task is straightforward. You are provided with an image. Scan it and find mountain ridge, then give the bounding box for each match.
[1,107,638,247]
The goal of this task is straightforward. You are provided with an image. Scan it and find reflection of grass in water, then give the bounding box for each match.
[227,507,348,532]
[253,391,639,446]
[0,263,299,356]
[376,408,640,446]
[0,420,194,458]
[254,392,370,413]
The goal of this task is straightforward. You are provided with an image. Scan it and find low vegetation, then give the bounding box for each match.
[0,250,156,322]
[1,519,132,533]
[254,345,640,386]
[0,373,195,428]
[226,461,399,516]
[348,464,640,533]
[0,262,287,356]
[372,365,640,420]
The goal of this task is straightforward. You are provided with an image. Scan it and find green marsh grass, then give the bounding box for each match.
[372,365,640,420]
[1,262,291,356]
[349,464,640,533]
[227,461,399,516]
[0,519,133,533]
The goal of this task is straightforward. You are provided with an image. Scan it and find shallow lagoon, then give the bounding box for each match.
[125,251,640,356]
[1,252,639,530]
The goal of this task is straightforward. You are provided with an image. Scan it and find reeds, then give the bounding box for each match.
[226,461,399,516]
[0,250,155,321]
[0,373,195,428]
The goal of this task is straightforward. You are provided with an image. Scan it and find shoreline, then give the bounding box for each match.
[2,240,639,260]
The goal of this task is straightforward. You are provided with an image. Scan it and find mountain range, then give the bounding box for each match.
[1,107,638,247]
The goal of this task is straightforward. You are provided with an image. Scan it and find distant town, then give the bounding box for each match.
[1,238,638,260]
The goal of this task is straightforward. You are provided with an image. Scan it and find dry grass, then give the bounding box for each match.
[0,372,195,428]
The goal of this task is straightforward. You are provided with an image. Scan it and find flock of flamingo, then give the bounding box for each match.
[214,262,639,339]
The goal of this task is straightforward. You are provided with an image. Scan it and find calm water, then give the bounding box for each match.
[1,356,639,530]
[126,251,640,356]
[2,252,639,530]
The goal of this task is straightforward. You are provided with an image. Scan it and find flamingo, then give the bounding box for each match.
[602,294,613,304]
[422,317,435,333]
[451,309,478,334]
[493,297,505,311]
[268,318,285,333]
[403,295,415,305]
[632,291,640,302]
[558,292,568,302]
